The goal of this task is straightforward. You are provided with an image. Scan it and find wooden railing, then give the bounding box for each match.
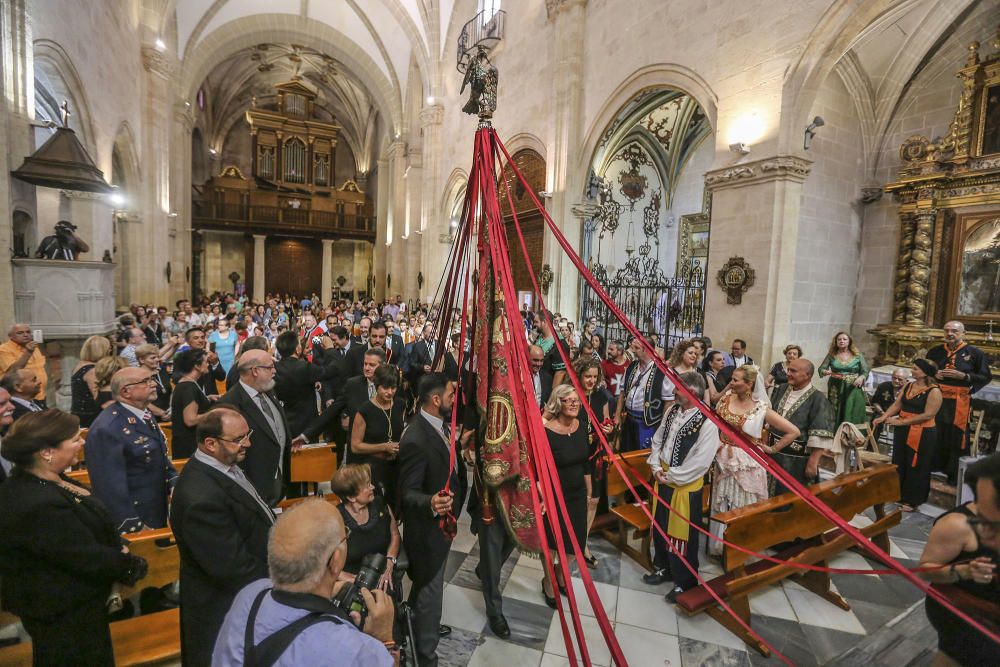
[192,200,376,238]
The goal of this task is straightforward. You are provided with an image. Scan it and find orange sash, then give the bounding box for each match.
[938,383,972,449]
[899,384,937,466]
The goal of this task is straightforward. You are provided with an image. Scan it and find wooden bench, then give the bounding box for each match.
[674,464,902,656]
[276,492,340,513]
[601,451,654,571]
[67,458,188,488]
[0,528,182,666]
[290,442,338,495]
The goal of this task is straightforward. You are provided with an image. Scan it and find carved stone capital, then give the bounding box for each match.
[174,104,195,133]
[142,46,174,79]
[387,140,407,160]
[546,0,587,20]
[419,104,444,127]
[704,155,812,190]
[860,187,883,204]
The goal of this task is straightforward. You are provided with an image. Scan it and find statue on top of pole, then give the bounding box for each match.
[461,46,499,126]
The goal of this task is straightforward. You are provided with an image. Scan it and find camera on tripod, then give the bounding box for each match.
[332,552,385,625]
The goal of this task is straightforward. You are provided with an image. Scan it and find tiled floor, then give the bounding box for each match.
[438,506,941,667]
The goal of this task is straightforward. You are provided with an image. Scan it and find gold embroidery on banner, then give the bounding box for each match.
[509,504,536,530]
[484,394,515,453]
[484,458,511,484]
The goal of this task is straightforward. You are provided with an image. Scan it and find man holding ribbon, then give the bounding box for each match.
[927,321,992,484]
[644,371,718,602]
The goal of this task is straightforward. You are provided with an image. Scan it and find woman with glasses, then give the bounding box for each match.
[539,384,590,608]
[171,349,213,458]
[918,453,1000,666]
[330,463,401,593]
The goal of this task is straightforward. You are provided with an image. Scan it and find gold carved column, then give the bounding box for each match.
[905,209,936,325]
[892,213,915,323]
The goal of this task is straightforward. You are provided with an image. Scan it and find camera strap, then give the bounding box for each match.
[243,587,352,667]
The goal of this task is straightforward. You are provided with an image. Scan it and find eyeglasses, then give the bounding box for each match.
[560,398,581,406]
[250,364,276,371]
[122,377,158,389]
[217,430,253,445]
[968,516,1000,535]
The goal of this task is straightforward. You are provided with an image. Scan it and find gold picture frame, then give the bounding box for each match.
[677,211,709,280]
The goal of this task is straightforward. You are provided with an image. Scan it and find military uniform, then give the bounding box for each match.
[85,402,178,533]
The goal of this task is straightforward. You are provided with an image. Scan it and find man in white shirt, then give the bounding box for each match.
[643,371,718,602]
[615,336,675,451]
[723,338,754,368]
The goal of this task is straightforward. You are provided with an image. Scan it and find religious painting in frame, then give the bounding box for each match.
[676,211,709,279]
[975,78,1000,157]
[950,212,1000,323]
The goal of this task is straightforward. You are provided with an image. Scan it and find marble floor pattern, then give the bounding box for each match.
[439,506,941,667]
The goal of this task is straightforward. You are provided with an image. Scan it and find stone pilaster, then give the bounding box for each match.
[252,234,266,303]
[385,140,407,300]
[321,238,333,304]
[418,104,444,301]
[545,0,587,316]
[703,155,812,366]
[374,157,390,301]
[171,103,195,303]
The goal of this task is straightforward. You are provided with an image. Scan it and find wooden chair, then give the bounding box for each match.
[600,450,653,572]
[290,443,338,495]
[674,465,902,656]
[215,379,226,396]
[970,409,986,456]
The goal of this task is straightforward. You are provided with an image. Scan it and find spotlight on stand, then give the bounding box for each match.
[804,116,825,150]
[728,142,750,156]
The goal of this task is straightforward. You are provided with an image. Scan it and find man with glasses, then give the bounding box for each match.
[171,407,275,667]
[86,367,178,533]
[0,323,48,405]
[919,452,1000,665]
[219,349,294,504]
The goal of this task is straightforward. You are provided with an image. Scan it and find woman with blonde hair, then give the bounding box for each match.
[709,365,800,555]
[93,356,129,410]
[819,331,869,425]
[71,335,113,426]
[539,384,590,608]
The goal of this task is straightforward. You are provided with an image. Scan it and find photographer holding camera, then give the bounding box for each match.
[35,220,89,260]
[213,498,396,666]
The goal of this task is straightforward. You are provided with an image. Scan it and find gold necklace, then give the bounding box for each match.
[373,398,393,440]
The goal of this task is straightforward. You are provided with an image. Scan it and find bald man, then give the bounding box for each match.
[0,324,48,404]
[767,358,836,490]
[86,367,177,533]
[219,349,294,504]
[212,499,394,666]
[927,321,993,483]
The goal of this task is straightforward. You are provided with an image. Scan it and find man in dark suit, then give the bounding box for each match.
[528,344,553,410]
[399,373,467,667]
[0,370,43,422]
[218,349,296,504]
[274,331,341,437]
[174,327,226,396]
[408,323,437,385]
[86,367,177,533]
[346,320,404,375]
[170,406,274,667]
[225,336,270,390]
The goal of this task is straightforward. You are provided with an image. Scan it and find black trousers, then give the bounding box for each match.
[474,513,516,621]
[408,558,447,667]
[21,596,113,667]
[932,410,967,482]
[651,483,702,592]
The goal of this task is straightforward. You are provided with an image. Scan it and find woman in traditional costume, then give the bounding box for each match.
[819,332,870,425]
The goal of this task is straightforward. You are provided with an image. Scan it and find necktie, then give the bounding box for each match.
[367,382,375,399]
[230,466,275,523]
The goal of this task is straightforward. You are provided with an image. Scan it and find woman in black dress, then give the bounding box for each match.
[765,344,802,392]
[573,358,614,569]
[539,384,590,608]
[917,454,1000,667]
[70,336,112,427]
[136,344,171,420]
[0,410,148,666]
[873,358,942,510]
[702,350,728,405]
[330,463,402,593]
[170,349,213,459]
[350,364,405,508]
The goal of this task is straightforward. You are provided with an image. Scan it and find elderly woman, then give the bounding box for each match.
[0,410,148,666]
[330,464,402,592]
[539,384,591,608]
[873,358,943,511]
[350,365,406,507]
[71,335,113,427]
[170,348,213,459]
[766,344,802,390]
[135,343,171,420]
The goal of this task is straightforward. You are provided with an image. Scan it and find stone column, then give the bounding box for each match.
[172,103,195,304]
[252,234,266,303]
[321,238,334,304]
[418,104,444,301]
[892,213,916,324]
[544,0,588,316]
[374,157,390,300]
[404,145,423,301]
[385,140,407,299]
[703,155,812,365]
[906,208,936,326]
[0,0,32,325]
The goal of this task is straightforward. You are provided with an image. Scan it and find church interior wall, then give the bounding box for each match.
[791,72,865,363]
[664,136,713,276]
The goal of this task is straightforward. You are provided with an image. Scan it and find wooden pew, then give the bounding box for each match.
[159,422,172,459]
[0,528,182,666]
[674,464,902,656]
[276,492,340,513]
[290,442,338,495]
[600,450,654,572]
[67,458,188,488]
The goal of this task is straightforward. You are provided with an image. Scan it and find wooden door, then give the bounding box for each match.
[265,237,322,296]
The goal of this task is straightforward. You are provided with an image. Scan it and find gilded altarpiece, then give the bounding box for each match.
[872,30,1000,370]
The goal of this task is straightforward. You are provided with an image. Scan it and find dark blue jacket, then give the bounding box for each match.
[85,401,178,533]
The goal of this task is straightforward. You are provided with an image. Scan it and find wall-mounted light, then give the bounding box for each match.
[167,212,178,218]
[109,188,125,207]
[155,38,166,51]
[728,142,750,156]
[728,111,766,148]
[209,148,218,156]
[538,191,553,198]
[803,116,825,150]
[426,96,435,105]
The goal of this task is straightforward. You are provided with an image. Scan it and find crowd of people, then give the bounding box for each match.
[0,287,995,665]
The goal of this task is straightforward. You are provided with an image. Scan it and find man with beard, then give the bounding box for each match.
[219,350,295,504]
